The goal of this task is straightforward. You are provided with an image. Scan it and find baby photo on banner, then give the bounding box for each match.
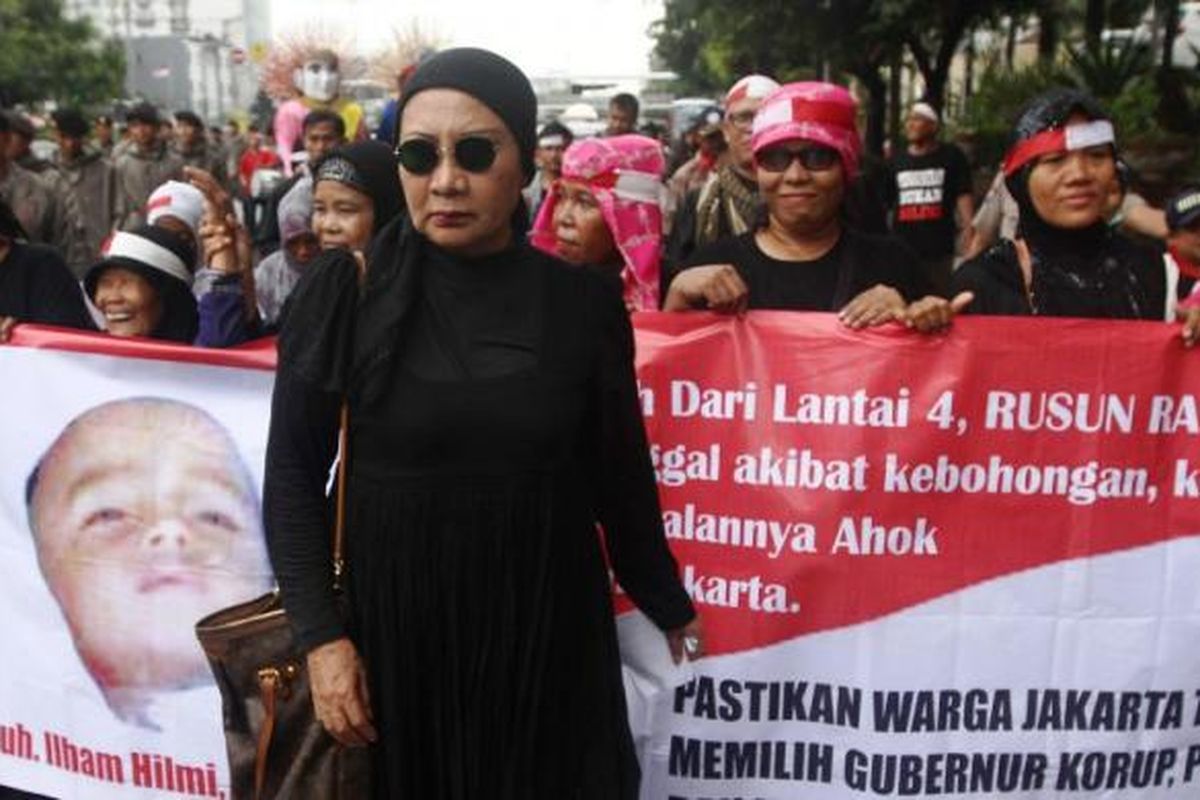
[0,329,275,800]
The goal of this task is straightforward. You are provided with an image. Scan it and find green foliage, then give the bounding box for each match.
[961,52,1169,168]
[652,0,1024,156]
[650,0,826,94]
[958,62,1073,166]
[1106,75,1161,139]
[0,0,125,108]
[1064,39,1153,98]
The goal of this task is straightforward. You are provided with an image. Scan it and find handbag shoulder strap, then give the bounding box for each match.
[332,401,350,590]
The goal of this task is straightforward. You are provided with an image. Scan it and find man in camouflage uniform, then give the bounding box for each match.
[53,109,116,274]
[94,114,116,158]
[113,103,184,229]
[172,110,227,185]
[6,113,54,173]
[0,111,81,266]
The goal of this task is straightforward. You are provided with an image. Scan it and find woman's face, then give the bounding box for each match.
[755,139,845,234]
[551,180,618,266]
[312,180,375,252]
[285,231,321,265]
[92,266,162,338]
[398,89,524,258]
[1027,115,1116,230]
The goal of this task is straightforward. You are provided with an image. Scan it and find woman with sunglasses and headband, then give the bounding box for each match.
[664,82,932,324]
[264,48,698,799]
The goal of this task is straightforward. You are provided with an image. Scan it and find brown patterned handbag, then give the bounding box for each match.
[196,404,372,800]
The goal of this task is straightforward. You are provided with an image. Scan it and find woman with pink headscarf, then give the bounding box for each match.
[531,134,665,311]
[663,82,933,326]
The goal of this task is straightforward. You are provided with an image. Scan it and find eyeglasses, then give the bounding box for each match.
[394,136,499,175]
[726,110,757,130]
[755,145,840,173]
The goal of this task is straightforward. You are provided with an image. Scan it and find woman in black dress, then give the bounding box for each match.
[264,48,699,799]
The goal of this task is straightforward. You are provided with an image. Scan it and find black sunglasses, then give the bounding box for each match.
[395,136,499,175]
[755,145,840,173]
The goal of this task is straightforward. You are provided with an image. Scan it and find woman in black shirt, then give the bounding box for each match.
[910,89,1164,330]
[664,81,932,324]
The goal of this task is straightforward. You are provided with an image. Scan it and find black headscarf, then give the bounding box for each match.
[280,48,541,405]
[0,198,28,241]
[313,140,403,236]
[396,47,538,182]
[1001,88,1149,318]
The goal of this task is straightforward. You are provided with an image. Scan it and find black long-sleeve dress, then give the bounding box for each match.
[264,239,694,799]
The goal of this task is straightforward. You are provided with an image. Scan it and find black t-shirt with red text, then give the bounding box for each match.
[889,143,972,260]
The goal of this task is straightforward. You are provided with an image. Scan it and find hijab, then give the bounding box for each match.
[313,140,403,236]
[1000,89,1149,318]
[280,48,540,404]
[530,134,665,310]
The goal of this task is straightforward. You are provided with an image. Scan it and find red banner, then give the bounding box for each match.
[626,312,1200,798]
[633,311,1200,655]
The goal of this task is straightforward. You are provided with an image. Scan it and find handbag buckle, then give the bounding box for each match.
[257,663,299,701]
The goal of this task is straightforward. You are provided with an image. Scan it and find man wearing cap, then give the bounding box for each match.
[9,112,91,268]
[665,74,781,277]
[888,101,974,294]
[172,110,227,186]
[0,111,80,266]
[53,108,116,274]
[114,103,185,230]
[5,113,53,174]
[667,107,725,209]
[523,121,574,220]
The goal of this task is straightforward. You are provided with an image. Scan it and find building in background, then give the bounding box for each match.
[63,0,272,120]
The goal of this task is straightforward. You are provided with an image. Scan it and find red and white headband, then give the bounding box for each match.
[1002,119,1115,177]
[104,231,192,286]
[725,75,780,106]
[570,169,664,206]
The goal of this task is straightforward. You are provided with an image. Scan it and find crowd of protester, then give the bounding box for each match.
[7,66,1200,349]
[6,45,1200,800]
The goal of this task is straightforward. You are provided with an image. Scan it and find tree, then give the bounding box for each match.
[650,0,723,92]
[651,0,1021,155]
[368,22,444,87]
[894,0,982,109]
[0,0,124,108]
[1084,0,1106,49]
[1038,0,1065,62]
[650,0,824,93]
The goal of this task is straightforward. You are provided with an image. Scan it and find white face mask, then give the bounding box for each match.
[294,60,340,102]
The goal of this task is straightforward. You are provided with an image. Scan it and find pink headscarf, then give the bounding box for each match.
[531,134,665,311]
[751,82,861,181]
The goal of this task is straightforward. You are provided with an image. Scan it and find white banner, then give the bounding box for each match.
[0,331,275,799]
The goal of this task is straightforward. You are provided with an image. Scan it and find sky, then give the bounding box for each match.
[268,0,666,78]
